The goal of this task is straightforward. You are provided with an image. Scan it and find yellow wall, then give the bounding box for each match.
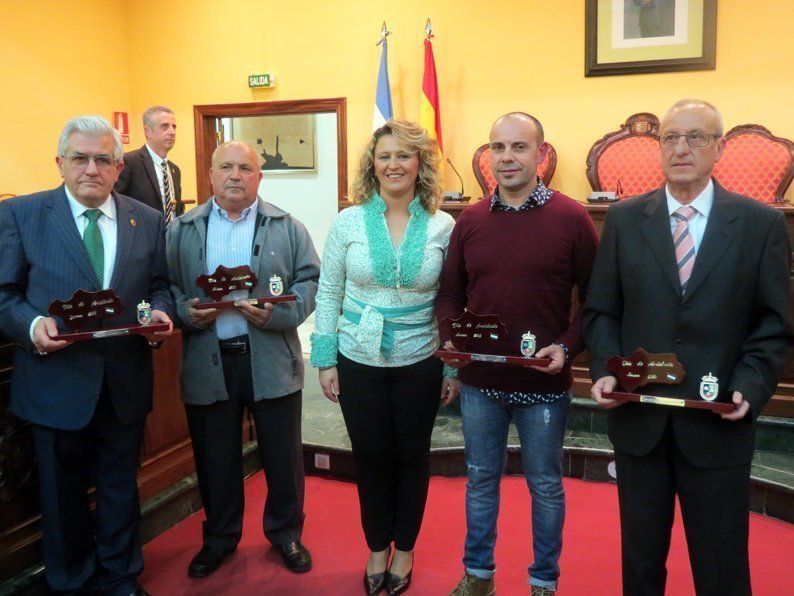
[3,0,793,202]
[0,0,131,195]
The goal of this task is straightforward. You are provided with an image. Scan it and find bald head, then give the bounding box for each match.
[491,112,544,145]
[662,99,723,137]
[488,112,547,200]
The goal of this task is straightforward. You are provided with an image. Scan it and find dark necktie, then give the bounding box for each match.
[162,160,175,224]
[83,209,104,287]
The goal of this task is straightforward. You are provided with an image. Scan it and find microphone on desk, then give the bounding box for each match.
[443,158,465,200]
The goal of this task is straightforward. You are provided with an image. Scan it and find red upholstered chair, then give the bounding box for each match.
[712,124,794,203]
[586,113,664,198]
[472,142,557,198]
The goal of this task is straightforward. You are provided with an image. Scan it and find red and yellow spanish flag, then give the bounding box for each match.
[419,36,443,162]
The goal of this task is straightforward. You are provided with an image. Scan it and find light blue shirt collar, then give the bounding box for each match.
[145,143,167,165]
[665,179,714,219]
[210,197,257,222]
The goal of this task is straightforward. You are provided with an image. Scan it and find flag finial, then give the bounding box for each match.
[425,18,433,39]
[377,21,391,46]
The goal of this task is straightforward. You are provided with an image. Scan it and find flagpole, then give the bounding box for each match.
[373,22,394,130]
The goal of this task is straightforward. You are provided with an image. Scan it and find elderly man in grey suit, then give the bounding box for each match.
[584,99,792,596]
[0,115,173,595]
[166,141,320,578]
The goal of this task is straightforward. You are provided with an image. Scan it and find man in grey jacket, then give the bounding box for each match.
[166,141,320,578]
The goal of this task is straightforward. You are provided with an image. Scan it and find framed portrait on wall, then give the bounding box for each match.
[585,0,717,76]
[229,114,317,173]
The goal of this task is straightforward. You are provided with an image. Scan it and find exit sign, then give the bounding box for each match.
[248,73,275,88]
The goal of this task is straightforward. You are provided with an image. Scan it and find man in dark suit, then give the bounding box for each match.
[584,99,792,596]
[0,115,174,595]
[115,105,183,221]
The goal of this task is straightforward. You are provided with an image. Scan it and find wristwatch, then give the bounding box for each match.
[552,342,570,361]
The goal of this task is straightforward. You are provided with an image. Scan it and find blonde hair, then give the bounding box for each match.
[350,120,442,213]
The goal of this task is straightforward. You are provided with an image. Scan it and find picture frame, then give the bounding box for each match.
[585,0,717,77]
[229,113,317,173]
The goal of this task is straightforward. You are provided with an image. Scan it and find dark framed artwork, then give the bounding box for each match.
[585,0,717,76]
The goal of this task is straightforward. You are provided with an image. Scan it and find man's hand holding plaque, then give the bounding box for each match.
[45,289,172,343]
[193,265,296,310]
[598,348,737,414]
[435,311,552,368]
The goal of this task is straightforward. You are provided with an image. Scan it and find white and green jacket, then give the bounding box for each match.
[310,194,454,369]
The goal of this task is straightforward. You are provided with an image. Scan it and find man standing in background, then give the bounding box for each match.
[116,105,183,221]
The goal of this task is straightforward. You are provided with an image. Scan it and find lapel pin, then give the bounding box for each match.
[130,218,137,227]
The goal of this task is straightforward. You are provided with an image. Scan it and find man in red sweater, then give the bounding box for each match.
[438,112,599,596]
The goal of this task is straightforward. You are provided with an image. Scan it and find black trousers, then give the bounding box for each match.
[615,421,752,596]
[185,351,305,553]
[32,383,145,596]
[337,353,443,552]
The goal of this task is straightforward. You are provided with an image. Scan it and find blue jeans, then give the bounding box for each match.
[460,383,570,589]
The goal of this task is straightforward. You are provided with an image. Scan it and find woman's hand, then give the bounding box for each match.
[440,376,461,406]
[319,367,340,402]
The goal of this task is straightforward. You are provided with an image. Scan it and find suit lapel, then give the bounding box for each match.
[682,185,741,301]
[46,187,101,288]
[140,146,163,204]
[110,193,136,289]
[641,189,682,296]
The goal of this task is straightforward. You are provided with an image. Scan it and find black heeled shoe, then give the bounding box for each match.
[364,569,387,594]
[385,569,412,595]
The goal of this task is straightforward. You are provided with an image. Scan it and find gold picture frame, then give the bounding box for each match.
[585,0,717,76]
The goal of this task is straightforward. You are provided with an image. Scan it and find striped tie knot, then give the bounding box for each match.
[672,205,696,223]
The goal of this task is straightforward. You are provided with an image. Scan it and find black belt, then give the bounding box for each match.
[219,335,250,355]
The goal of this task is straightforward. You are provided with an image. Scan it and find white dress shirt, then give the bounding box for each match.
[145,144,173,206]
[665,179,714,254]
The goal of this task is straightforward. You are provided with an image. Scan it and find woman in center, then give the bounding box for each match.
[311,120,458,595]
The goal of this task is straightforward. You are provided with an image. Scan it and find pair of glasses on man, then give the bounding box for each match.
[659,133,720,149]
[61,153,117,170]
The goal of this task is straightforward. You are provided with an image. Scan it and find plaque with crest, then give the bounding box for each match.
[605,348,734,413]
[48,289,169,341]
[435,311,551,368]
[194,265,296,309]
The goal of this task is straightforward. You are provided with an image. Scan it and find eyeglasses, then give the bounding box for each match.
[61,153,117,170]
[659,133,720,149]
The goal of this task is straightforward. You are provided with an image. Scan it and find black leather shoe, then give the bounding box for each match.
[187,546,235,578]
[364,569,387,594]
[386,570,412,595]
[277,541,312,573]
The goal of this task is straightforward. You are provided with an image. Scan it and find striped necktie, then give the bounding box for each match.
[672,205,696,292]
[83,209,104,287]
[161,160,175,224]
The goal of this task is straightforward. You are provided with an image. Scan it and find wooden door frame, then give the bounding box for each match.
[193,97,348,203]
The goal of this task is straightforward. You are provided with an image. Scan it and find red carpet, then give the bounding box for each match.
[141,474,794,595]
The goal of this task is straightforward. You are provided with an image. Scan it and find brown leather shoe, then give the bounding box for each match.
[276,540,312,573]
[450,572,495,596]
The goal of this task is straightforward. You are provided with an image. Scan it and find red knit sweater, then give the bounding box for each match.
[435,192,599,392]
